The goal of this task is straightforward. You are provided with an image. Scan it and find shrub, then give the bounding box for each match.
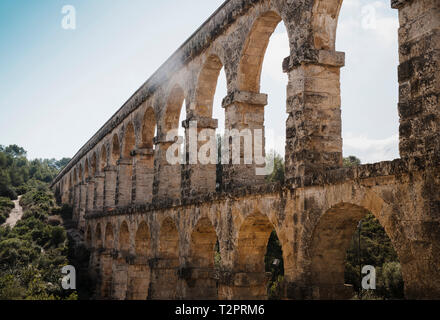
[0,197,15,224]
[0,187,17,201]
[0,274,26,300]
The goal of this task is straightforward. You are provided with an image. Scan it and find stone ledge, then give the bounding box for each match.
[153,136,178,145]
[85,182,283,220]
[104,165,117,172]
[85,155,439,219]
[181,116,218,129]
[222,90,268,108]
[296,153,440,187]
[131,148,154,157]
[283,49,345,72]
[117,158,133,165]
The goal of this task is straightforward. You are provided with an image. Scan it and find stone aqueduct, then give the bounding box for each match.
[52,0,440,299]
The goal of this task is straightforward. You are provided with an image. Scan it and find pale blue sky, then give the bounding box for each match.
[0,0,399,164]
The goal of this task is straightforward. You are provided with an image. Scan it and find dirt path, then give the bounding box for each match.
[3,196,23,228]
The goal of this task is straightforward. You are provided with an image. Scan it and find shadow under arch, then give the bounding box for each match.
[234,211,283,300]
[90,152,97,177]
[118,221,130,255]
[186,216,219,300]
[111,134,120,166]
[91,223,103,283]
[308,202,405,300]
[152,217,180,300]
[85,224,91,245]
[95,223,103,249]
[119,123,135,206]
[135,221,151,258]
[128,221,152,300]
[84,159,89,180]
[142,107,156,151]
[78,164,83,182]
[101,223,114,299]
[122,122,135,159]
[73,168,77,184]
[113,220,130,300]
[100,145,107,172]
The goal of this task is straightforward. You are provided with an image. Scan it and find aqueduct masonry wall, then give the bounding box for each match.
[52,0,440,299]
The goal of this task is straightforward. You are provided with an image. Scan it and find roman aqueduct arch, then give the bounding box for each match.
[52,0,440,300]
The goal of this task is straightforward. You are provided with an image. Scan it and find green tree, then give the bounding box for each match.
[55,158,71,170]
[265,231,284,299]
[3,145,27,158]
[344,213,404,299]
[344,156,362,167]
[265,151,285,184]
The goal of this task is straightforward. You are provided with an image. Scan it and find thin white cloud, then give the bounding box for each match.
[343,133,399,164]
[337,0,398,46]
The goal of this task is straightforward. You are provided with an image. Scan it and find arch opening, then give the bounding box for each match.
[260,21,289,168]
[101,223,114,299]
[237,11,290,175]
[344,212,404,300]
[73,168,77,185]
[236,212,284,300]
[187,217,219,299]
[191,55,227,193]
[135,221,151,258]
[130,221,152,300]
[309,203,404,300]
[159,218,179,265]
[84,159,89,180]
[86,225,92,247]
[265,230,284,300]
[142,107,157,151]
[195,55,224,118]
[91,153,97,177]
[100,146,107,172]
[164,85,185,133]
[95,223,102,249]
[335,1,399,164]
[105,223,114,249]
[78,164,83,182]
[163,85,186,164]
[111,134,120,166]
[239,11,283,93]
[154,217,180,299]
[112,221,130,300]
[119,221,130,255]
[123,123,135,159]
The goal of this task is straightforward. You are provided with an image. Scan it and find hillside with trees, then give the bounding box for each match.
[0,145,89,300]
[0,144,70,200]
